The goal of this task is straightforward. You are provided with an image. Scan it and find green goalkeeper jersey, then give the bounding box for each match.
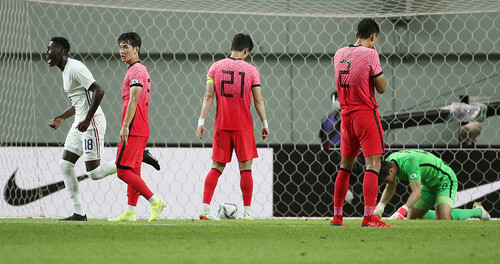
[385,150,457,187]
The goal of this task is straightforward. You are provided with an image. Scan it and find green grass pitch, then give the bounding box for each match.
[1,218,499,264]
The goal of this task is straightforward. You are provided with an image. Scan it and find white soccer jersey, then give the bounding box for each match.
[62,58,104,118]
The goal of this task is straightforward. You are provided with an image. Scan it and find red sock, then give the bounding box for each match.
[363,169,379,215]
[202,168,222,204]
[117,168,153,200]
[240,170,253,206]
[334,168,351,215]
[127,166,141,206]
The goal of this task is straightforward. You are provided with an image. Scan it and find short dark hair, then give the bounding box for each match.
[117,32,142,49]
[50,37,70,53]
[231,33,253,52]
[379,160,393,183]
[357,18,380,39]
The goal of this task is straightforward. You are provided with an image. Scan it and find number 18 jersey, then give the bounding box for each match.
[207,57,261,131]
[334,45,383,115]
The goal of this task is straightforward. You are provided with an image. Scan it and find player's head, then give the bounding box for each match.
[357,18,380,39]
[379,160,396,183]
[117,32,141,64]
[230,33,253,58]
[356,18,380,48]
[46,37,70,67]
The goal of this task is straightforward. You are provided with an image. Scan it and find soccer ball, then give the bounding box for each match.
[218,202,238,219]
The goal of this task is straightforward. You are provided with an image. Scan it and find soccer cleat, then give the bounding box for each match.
[148,198,167,222]
[361,215,394,227]
[330,215,345,226]
[242,212,254,220]
[473,202,491,221]
[108,210,137,222]
[58,213,87,221]
[199,209,220,220]
[142,149,160,171]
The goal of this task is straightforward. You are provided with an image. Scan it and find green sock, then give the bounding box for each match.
[450,208,481,220]
[423,209,481,220]
[423,210,436,220]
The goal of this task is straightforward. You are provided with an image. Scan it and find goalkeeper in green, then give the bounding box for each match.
[376,149,490,220]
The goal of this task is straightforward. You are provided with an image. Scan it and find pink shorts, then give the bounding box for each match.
[212,129,258,163]
[116,136,148,169]
[340,109,385,158]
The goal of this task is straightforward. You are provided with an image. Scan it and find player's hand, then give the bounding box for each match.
[196,125,206,139]
[76,118,91,132]
[261,127,270,141]
[48,116,64,130]
[119,126,129,145]
[389,206,408,220]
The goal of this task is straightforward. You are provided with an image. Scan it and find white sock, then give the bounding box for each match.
[87,161,117,180]
[127,205,136,212]
[244,206,252,215]
[148,195,157,204]
[202,203,211,212]
[59,160,84,216]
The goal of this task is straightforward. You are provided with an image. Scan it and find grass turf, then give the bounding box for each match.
[0,218,499,264]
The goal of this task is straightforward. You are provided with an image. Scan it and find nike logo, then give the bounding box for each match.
[3,169,89,206]
[454,180,500,208]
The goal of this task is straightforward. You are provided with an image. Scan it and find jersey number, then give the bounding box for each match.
[338,60,351,88]
[221,70,245,98]
[84,139,93,150]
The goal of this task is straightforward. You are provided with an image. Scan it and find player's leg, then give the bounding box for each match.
[200,129,231,220]
[425,207,486,220]
[108,166,140,222]
[434,176,457,220]
[239,159,253,219]
[234,130,259,220]
[59,127,87,221]
[114,136,166,222]
[356,110,392,227]
[331,113,358,226]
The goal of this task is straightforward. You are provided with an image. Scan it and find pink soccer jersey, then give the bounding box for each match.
[334,45,383,114]
[121,61,151,137]
[207,57,261,131]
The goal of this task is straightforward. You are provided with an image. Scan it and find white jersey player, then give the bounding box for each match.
[46,37,118,221]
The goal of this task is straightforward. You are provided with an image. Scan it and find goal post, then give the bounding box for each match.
[1,0,499,219]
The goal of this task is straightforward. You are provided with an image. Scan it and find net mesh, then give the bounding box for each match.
[0,0,499,219]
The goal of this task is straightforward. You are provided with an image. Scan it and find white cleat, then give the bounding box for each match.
[199,210,220,220]
[473,202,491,221]
[242,212,254,220]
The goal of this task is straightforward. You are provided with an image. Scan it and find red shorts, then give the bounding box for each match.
[116,136,148,169]
[340,109,385,158]
[212,129,258,163]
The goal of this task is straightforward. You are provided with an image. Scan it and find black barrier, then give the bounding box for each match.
[272,144,500,218]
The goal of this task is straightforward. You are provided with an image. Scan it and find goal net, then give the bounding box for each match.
[1,0,499,219]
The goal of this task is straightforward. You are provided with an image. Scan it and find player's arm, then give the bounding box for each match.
[196,79,215,139]
[373,74,386,94]
[374,180,397,216]
[388,180,421,220]
[48,106,75,130]
[119,86,141,145]
[76,82,105,132]
[252,86,269,140]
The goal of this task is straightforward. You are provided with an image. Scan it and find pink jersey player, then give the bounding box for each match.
[207,57,261,132]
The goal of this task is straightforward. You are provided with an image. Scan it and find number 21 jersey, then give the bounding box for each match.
[207,57,261,132]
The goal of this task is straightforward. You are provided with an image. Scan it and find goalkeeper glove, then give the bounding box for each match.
[389,205,409,220]
[374,202,386,216]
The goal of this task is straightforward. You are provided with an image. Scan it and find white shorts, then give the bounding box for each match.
[64,114,106,161]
